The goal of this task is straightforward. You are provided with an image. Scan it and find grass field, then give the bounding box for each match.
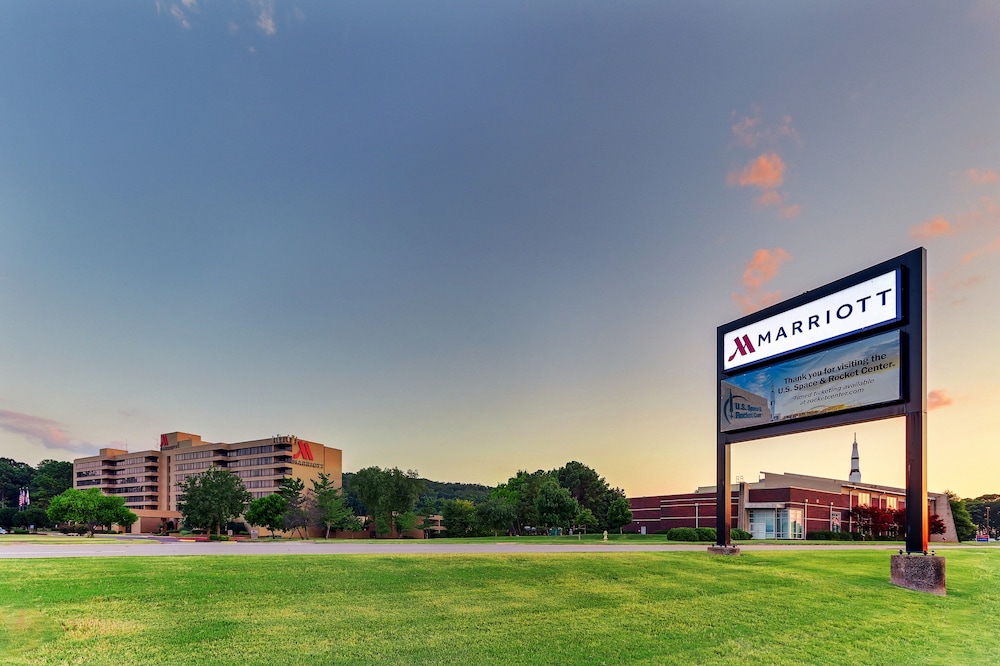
[2,549,998,665]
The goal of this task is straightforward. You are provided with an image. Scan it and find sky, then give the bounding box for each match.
[2,2,999,499]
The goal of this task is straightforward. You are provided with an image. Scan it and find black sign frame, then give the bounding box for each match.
[715,248,927,553]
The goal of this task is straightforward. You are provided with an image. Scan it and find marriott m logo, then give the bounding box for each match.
[293,441,315,461]
[727,334,756,362]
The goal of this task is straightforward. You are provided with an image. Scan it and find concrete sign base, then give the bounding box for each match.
[707,545,741,556]
[890,554,946,595]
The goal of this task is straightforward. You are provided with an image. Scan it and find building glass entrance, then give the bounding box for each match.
[748,508,804,539]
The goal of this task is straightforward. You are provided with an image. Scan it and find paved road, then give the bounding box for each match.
[0,537,936,559]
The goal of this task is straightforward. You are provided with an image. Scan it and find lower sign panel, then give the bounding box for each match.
[720,330,902,432]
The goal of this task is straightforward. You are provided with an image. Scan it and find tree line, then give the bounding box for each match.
[161,459,633,539]
[343,461,633,537]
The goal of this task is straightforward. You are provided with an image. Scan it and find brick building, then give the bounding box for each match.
[73,431,342,534]
[628,470,957,541]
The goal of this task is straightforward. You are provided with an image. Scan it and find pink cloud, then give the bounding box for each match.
[728,153,785,190]
[776,115,800,144]
[968,168,999,186]
[756,190,783,207]
[0,410,93,454]
[730,110,799,148]
[927,390,953,411]
[732,290,783,315]
[742,248,791,289]
[910,216,953,240]
[961,234,1000,263]
[733,248,792,314]
[780,204,802,219]
[732,116,761,148]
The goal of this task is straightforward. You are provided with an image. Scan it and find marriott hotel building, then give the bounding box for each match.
[72,431,342,534]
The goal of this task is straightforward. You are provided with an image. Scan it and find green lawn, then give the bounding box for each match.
[2,550,997,665]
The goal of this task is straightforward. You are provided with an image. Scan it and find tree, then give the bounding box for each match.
[47,488,137,537]
[535,479,578,530]
[13,506,50,530]
[350,466,424,535]
[606,496,633,534]
[556,461,617,528]
[948,491,976,542]
[575,508,599,533]
[477,493,516,536]
[0,506,17,529]
[309,473,362,538]
[928,513,947,536]
[278,477,309,539]
[0,458,33,509]
[245,493,289,538]
[851,505,897,537]
[442,499,478,537]
[495,470,552,534]
[30,460,73,508]
[178,467,251,536]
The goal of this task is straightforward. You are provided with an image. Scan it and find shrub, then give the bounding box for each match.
[730,528,752,540]
[208,534,230,541]
[695,527,717,542]
[807,530,835,540]
[666,527,700,541]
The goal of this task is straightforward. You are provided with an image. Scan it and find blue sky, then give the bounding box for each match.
[2,2,999,498]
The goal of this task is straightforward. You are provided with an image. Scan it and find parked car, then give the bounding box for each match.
[0,527,8,534]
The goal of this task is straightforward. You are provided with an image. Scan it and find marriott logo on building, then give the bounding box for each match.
[291,440,323,468]
[723,271,899,371]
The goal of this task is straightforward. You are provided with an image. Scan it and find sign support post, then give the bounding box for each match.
[713,435,732,550]
[903,249,928,554]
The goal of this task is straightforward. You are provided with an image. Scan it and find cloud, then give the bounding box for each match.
[730,109,799,148]
[733,248,792,314]
[253,0,276,35]
[910,216,953,240]
[968,168,999,186]
[732,115,761,148]
[155,0,285,36]
[728,153,785,190]
[961,234,1000,263]
[927,390,953,411]
[170,5,191,29]
[741,248,791,289]
[0,410,94,455]
[776,115,800,144]
[756,190,783,207]
[732,290,784,314]
[780,204,801,219]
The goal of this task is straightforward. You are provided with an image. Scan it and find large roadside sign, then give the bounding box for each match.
[714,248,927,553]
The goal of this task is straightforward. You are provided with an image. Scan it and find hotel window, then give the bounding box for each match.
[886,497,898,510]
[857,492,871,507]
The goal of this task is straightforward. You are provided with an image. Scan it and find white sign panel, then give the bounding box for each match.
[723,271,898,371]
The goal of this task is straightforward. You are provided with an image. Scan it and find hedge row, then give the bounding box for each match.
[805,530,864,541]
[663,527,753,542]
